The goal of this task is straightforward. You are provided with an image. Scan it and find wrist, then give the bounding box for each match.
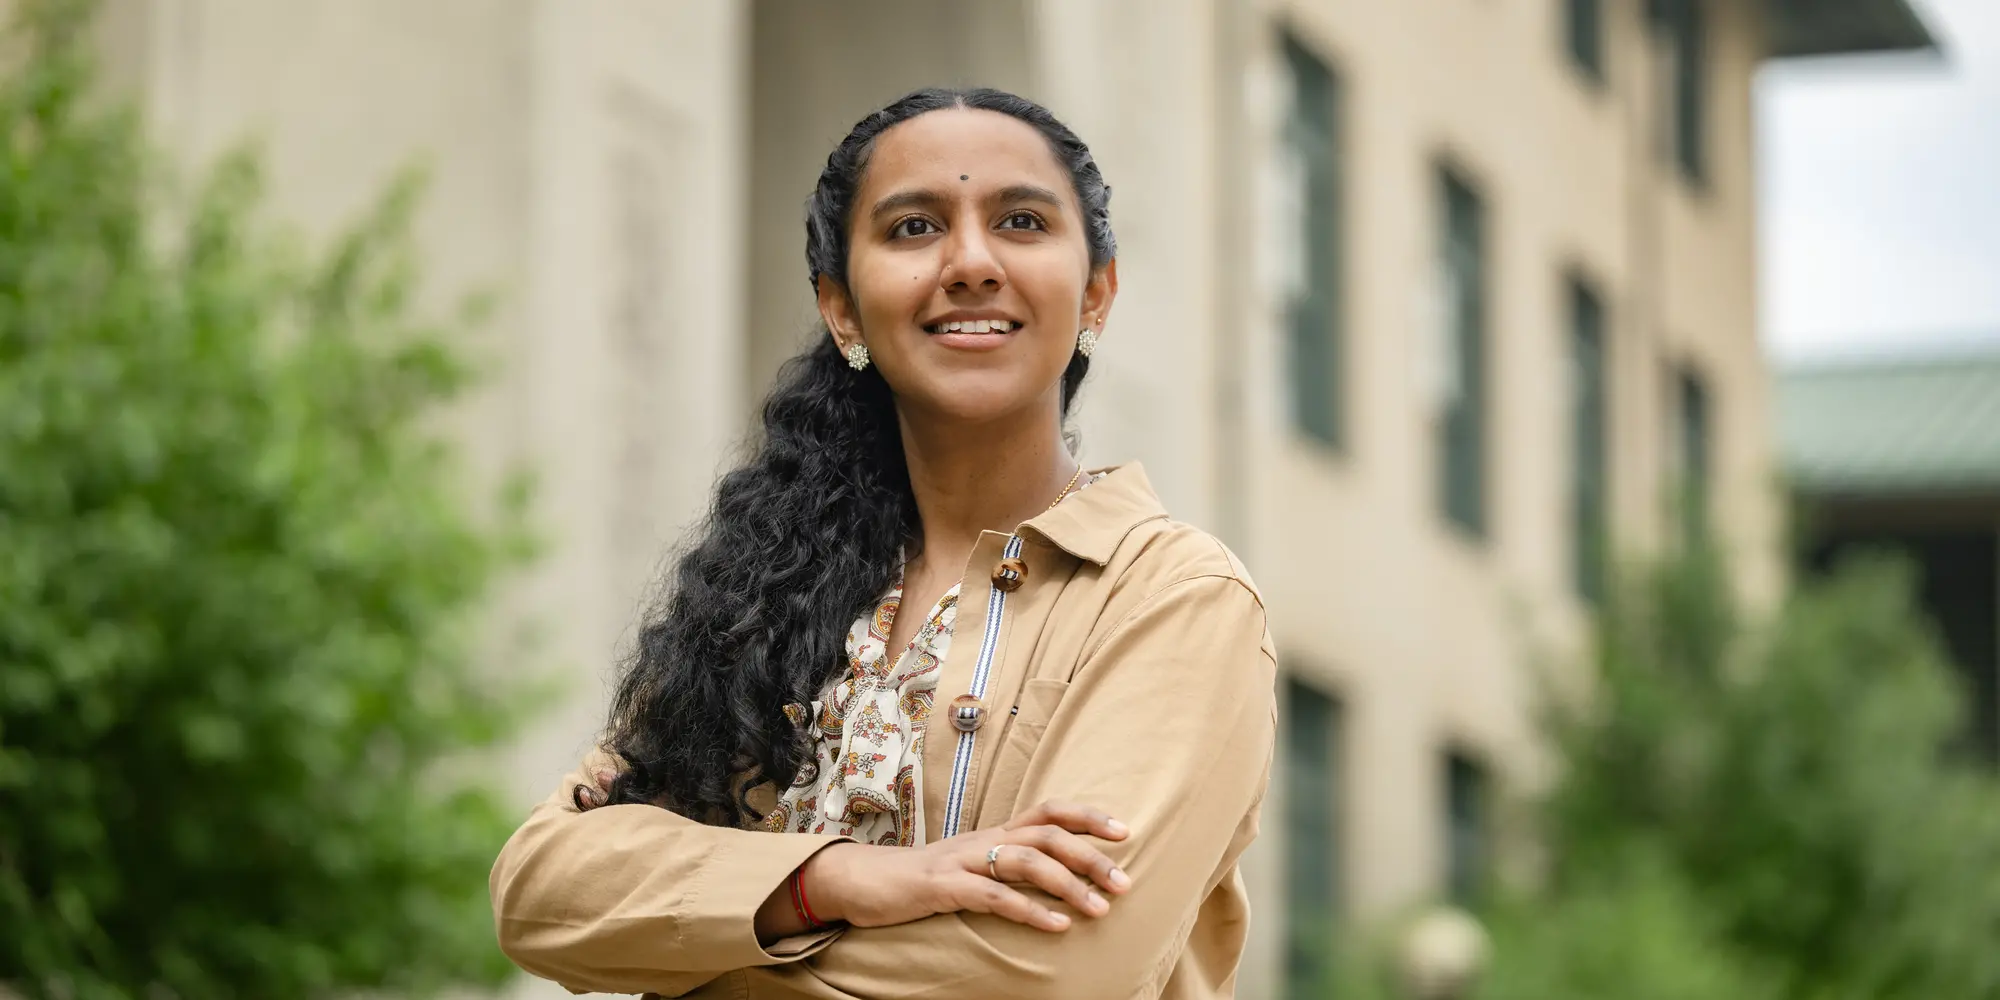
[800,842,861,925]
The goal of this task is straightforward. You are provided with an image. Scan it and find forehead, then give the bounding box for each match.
[858,107,1073,202]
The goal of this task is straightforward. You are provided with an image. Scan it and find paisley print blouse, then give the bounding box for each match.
[761,571,960,847]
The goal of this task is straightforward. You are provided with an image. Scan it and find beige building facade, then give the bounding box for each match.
[92,0,1928,996]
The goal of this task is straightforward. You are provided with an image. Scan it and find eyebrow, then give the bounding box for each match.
[867,184,1068,223]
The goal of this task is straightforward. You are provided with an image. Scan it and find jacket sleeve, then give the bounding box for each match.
[746,574,1278,1000]
[488,748,850,997]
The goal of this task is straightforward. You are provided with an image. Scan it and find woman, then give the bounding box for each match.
[490,87,1276,1000]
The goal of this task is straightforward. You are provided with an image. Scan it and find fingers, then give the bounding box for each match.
[947,872,1073,932]
[990,842,1112,918]
[1006,799,1129,842]
[916,798,1134,934]
[572,769,618,811]
[1007,824,1130,895]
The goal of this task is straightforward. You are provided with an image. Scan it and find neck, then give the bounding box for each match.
[897,402,1078,577]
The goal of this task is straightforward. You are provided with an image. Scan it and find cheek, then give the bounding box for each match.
[856,257,936,309]
[1015,257,1089,323]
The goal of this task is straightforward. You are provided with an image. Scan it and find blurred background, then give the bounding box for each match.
[4,0,1997,998]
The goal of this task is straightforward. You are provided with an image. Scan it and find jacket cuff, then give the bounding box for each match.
[681,833,851,968]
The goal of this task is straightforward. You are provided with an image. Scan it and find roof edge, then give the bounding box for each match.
[1764,0,1940,59]
[1791,478,2000,504]
[1776,339,2000,377]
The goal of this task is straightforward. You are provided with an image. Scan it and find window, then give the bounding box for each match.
[1566,0,1605,82]
[1661,0,1706,182]
[1438,169,1488,538]
[1675,366,1711,547]
[1570,277,1609,603]
[1280,32,1346,449]
[1444,750,1489,904]
[1283,678,1342,998]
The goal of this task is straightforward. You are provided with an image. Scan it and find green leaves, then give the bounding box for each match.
[0,1,534,996]
[1543,549,2000,1000]
[1478,849,1779,1000]
[1327,543,2000,1000]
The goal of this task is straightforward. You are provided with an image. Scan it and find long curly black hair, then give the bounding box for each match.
[598,88,1118,825]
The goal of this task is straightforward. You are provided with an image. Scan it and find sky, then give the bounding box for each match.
[1756,0,2000,362]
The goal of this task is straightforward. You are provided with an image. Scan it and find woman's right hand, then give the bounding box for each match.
[803,800,1133,933]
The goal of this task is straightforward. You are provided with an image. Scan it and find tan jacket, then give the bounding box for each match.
[490,463,1278,999]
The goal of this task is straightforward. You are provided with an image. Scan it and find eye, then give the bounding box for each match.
[998,210,1047,231]
[891,216,939,239]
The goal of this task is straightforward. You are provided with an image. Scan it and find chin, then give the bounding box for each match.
[899,371,1053,425]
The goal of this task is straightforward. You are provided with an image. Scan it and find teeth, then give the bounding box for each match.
[928,320,1016,333]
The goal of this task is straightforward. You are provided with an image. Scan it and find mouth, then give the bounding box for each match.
[923,319,1022,335]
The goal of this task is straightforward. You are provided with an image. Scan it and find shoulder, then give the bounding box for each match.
[1024,463,1257,602]
[1026,461,1269,656]
[1108,517,1265,611]
[1082,518,1274,671]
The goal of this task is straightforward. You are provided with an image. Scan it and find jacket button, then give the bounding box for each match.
[948,694,987,732]
[991,557,1028,593]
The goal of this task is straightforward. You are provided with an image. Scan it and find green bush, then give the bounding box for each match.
[1323,852,1773,1000]
[1474,850,1775,1000]
[0,2,534,996]
[1323,545,2000,1000]
[1545,547,2000,999]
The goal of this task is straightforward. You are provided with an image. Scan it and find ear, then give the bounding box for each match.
[1081,259,1118,336]
[817,277,863,351]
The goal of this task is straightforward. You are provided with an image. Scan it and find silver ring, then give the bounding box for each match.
[986,845,1005,881]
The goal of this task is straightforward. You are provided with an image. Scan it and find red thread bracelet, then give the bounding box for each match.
[790,868,829,931]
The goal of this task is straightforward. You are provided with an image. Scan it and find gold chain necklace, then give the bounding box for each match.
[1046,466,1084,512]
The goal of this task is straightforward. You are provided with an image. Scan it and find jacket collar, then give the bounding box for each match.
[1016,462,1168,566]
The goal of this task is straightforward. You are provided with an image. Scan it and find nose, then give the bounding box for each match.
[940,226,1004,293]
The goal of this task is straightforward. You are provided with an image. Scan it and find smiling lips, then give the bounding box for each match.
[923,319,1021,334]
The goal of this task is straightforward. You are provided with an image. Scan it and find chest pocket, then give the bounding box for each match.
[980,677,1070,820]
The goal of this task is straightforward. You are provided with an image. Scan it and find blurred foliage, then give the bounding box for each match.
[1472,850,1777,1000]
[0,1,536,996]
[1544,546,2000,999]
[1325,545,2000,999]
[1326,851,1775,1000]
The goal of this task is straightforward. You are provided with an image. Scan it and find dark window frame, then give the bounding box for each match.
[1279,29,1348,451]
[1569,274,1610,604]
[1566,0,1607,85]
[1282,676,1343,998]
[1444,747,1491,905]
[1675,363,1712,548]
[1438,166,1490,540]
[1652,0,1708,185]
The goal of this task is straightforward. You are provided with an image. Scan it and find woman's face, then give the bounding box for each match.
[820,108,1116,427]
